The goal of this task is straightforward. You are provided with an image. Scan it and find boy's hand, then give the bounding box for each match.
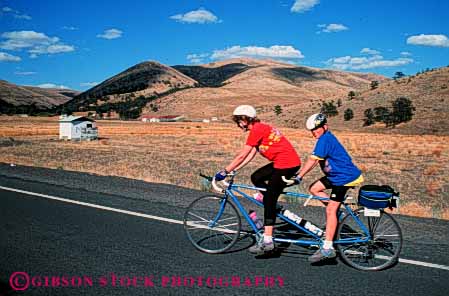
[282,175,302,186]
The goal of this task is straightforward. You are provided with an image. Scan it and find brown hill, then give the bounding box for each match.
[68,58,449,135]
[147,58,387,120]
[326,66,449,134]
[0,80,77,110]
[72,61,198,107]
[173,62,250,87]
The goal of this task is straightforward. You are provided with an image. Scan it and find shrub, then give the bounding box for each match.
[348,91,356,100]
[373,106,390,123]
[344,108,354,121]
[363,108,375,126]
[320,101,338,117]
[273,105,283,116]
[391,97,415,125]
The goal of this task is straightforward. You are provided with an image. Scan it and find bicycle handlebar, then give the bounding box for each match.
[200,172,233,193]
[200,172,268,194]
[210,177,224,193]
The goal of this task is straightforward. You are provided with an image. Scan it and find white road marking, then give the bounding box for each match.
[1,185,449,272]
[0,185,182,225]
[398,258,449,271]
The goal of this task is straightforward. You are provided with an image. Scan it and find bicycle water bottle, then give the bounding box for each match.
[282,209,303,224]
[282,209,323,237]
[253,192,264,202]
[304,221,324,237]
[248,210,263,230]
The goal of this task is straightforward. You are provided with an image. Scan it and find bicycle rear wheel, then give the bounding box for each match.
[184,195,241,254]
[336,208,402,271]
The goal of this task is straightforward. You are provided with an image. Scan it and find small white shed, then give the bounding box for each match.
[59,115,98,140]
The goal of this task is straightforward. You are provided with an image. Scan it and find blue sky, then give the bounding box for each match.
[0,0,448,91]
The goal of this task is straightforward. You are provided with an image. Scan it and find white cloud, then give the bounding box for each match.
[326,54,413,70]
[37,83,68,89]
[291,0,320,13]
[97,29,123,40]
[80,82,99,87]
[0,31,74,57]
[170,8,220,24]
[187,53,209,64]
[14,14,31,20]
[318,23,348,33]
[62,26,78,31]
[2,6,31,20]
[29,44,75,55]
[407,34,449,47]
[0,31,56,50]
[211,45,304,60]
[0,52,21,62]
[14,71,36,75]
[361,48,380,55]
[400,51,412,56]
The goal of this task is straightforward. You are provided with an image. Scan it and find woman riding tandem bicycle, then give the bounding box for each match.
[214,105,300,255]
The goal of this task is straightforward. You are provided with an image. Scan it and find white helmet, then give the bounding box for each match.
[306,113,327,130]
[233,105,257,118]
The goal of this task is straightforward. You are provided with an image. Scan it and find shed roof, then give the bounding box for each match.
[59,116,94,123]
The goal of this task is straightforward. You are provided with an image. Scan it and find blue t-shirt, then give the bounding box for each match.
[311,131,361,186]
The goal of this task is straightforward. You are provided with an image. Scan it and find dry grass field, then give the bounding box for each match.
[1,116,448,219]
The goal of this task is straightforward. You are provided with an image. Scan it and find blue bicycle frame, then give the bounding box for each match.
[214,177,372,248]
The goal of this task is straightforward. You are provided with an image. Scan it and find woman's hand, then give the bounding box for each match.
[214,169,228,181]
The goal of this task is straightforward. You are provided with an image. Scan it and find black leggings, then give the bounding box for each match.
[251,163,300,226]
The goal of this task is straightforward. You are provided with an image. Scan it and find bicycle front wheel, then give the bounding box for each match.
[184,195,241,254]
[336,208,402,271]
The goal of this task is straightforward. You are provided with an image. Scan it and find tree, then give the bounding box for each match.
[373,107,390,123]
[150,103,159,112]
[363,108,375,126]
[391,97,415,125]
[393,71,405,80]
[27,103,38,116]
[61,106,73,116]
[347,91,356,100]
[95,107,104,118]
[320,101,338,117]
[370,80,379,90]
[344,108,354,121]
[337,99,342,107]
[273,105,283,116]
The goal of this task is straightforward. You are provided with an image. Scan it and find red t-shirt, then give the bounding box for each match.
[246,122,301,169]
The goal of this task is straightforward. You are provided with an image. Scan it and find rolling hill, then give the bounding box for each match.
[68,61,198,108]
[144,58,388,122]
[67,58,387,119]
[44,58,449,134]
[0,80,78,113]
[325,66,449,134]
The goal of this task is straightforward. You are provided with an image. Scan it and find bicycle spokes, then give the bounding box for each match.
[336,208,403,271]
[183,195,242,254]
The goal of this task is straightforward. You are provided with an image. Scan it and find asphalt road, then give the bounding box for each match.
[0,163,448,295]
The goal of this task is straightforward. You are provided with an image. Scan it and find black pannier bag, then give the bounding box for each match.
[358,185,399,209]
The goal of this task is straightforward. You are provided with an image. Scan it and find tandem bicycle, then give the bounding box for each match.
[183,172,402,271]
